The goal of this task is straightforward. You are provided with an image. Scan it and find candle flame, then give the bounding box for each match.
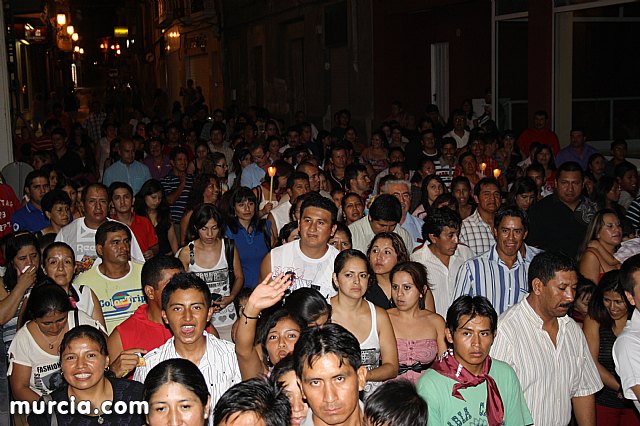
[268,166,277,177]
[480,162,487,171]
[493,168,501,179]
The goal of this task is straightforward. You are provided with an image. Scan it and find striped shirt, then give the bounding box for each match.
[626,197,640,231]
[459,210,495,256]
[161,172,194,224]
[434,158,456,188]
[452,244,530,315]
[134,333,241,416]
[490,298,603,426]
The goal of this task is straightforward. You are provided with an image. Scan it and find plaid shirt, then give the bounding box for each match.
[459,210,495,256]
[83,112,106,143]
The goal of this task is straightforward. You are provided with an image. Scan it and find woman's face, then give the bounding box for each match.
[469,141,483,158]
[145,191,163,210]
[502,136,514,151]
[369,238,399,275]
[266,123,278,136]
[265,317,301,365]
[13,245,39,275]
[234,199,255,222]
[453,183,470,207]
[536,148,551,167]
[607,184,621,203]
[269,138,280,153]
[203,179,220,204]
[285,228,300,243]
[427,179,444,204]
[214,160,228,179]
[61,185,77,203]
[44,246,75,287]
[420,162,436,178]
[590,156,606,176]
[461,156,477,176]
[603,291,628,321]
[280,371,309,426]
[343,195,364,224]
[196,145,209,160]
[583,177,595,196]
[597,213,622,246]
[49,170,59,189]
[573,293,591,316]
[197,218,220,244]
[47,203,71,228]
[371,134,383,149]
[61,337,108,391]
[35,310,68,338]
[240,154,252,169]
[329,230,352,252]
[391,271,422,311]
[318,174,329,192]
[147,382,210,426]
[515,192,535,211]
[333,256,369,299]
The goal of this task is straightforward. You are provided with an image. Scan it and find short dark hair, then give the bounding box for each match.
[293,323,361,379]
[300,194,338,226]
[557,161,584,180]
[41,189,71,214]
[24,170,49,188]
[344,164,367,190]
[95,221,131,247]
[534,110,548,119]
[620,253,640,296]
[528,251,577,291]
[441,137,456,149]
[287,171,310,189]
[141,255,184,291]
[213,378,290,426]
[169,146,189,161]
[611,138,628,150]
[108,181,133,200]
[446,295,498,336]
[284,288,332,326]
[161,272,212,312]
[473,177,500,198]
[143,358,209,407]
[209,122,226,135]
[422,207,462,243]
[493,205,529,231]
[364,380,428,426]
[369,194,402,222]
[81,183,108,203]
[51,127,67,139]
[614,161,638,180]
[60,325,107,357]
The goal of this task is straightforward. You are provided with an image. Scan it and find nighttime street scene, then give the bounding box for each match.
[2,0,640,425]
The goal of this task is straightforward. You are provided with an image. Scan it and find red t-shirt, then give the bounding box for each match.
[0,184,20,264]
[116,304,173,353]
[517,128,561,156]
[129,214,159,253]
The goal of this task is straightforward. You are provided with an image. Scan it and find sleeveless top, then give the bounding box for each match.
[585,248,606,283]
[596,324,630,409]
[361,301,381,397]
[187,240,237,328]
[396,338,439,384]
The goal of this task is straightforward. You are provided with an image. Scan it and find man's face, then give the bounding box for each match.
[210,129,224,145]
[331,149,347,169]
[167,127,181,144]
[251,148,269,168]
[388,166,407,180]
[146,268,182,309]
[299,207,336,249]
[533,270,577,319]
[421,132,436,150]
[171,153,189,173]
[619,170,639,196]
[287,131,300,147]
[441,144,456,164]
[300,127,312,143]
[570,131,586,148]
[493,216,527,259]
[387,183,411,216]
[473,183,501,215]
[52,133,66,151]
[445,314,495,374]
[288,179,311,202]
[162,288,213,345]
[111,188,133,215]
[612,144,627,161]
[430,226,460,257]
[97,230,131,266]
[149,140,162,157]
[298,353,366,426]
[556,170,583,206]
[453,114,465,130]
[83,187,109,224]
[350,171,370,194]
[119,141,135,165]
[369,217,397,234]
[533,114,546,130]
[27,177,50,206]
[388,150,405,164]
[299,165,320,192]
[526,170,544,191]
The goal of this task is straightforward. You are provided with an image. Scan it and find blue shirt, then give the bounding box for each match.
[240,163,266,188]
[226,221,271,288]
[555,144,599,170]
[12,202,49,233]
[102,160,152,194]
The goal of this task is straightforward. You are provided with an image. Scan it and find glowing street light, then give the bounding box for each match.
[71,33,79,42]
[56,14,67,26]
[66,25,74,35]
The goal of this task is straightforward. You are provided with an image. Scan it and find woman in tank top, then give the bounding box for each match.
[178,203,244,331]
[387,261,447,385]
[330,249,398,396]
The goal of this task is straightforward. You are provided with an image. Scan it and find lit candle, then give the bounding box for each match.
[268,166,277,203]
[493,168,501,179]
[480,162,487,175]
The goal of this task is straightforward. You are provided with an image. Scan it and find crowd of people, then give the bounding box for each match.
[2,97,640,426]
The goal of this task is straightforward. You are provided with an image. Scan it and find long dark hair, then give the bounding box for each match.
[3,232,44,291]
[134,179,172,229]
[186,203,225,243]
[225,187,267,235]
[21,281,73,326]
[185,174,220,213]
[587,270,633,329]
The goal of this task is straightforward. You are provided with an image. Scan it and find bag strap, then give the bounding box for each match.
[73,308,79,327]
[42,394,58,426]
[224,237,235,288]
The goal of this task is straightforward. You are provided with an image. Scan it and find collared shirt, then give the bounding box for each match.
[555,144,600,170]
[459,210,495,256]
[490,298,603,426]
[453,244,530,315]
[240,163,266,188]
[411,242,474,317]
[142,155,172,181]
[348,215,415,254]
[613,309,640,412]
[83,111,107,143]
[443,129,470,149]
[400,212,424,246]
[102,160,152,194]
[161,173,194,223]
[133,333,241,417]
[12,202,49,233]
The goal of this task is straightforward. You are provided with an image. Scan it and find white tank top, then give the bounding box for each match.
[361,301,381,397]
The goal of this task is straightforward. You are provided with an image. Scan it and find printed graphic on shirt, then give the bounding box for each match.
[34,362,63,395]
[193,268,235,327]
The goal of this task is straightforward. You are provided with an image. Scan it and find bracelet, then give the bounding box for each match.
[242,309,261,324]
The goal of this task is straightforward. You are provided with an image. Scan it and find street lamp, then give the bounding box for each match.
[56,14,66,26]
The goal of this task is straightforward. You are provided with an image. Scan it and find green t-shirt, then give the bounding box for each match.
[416,359,533,426]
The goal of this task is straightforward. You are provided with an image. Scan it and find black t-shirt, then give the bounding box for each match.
[53,149,84,179]
[28,377,145,426]
[366,282,394,310]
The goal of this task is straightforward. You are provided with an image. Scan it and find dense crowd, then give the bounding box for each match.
[3,97,640,426]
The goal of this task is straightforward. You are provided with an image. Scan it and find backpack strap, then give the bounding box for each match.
[42,394,59,426]
[224,237,235,288]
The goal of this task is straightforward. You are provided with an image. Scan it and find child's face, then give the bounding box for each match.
[332,192,344,209]
[574,293,591,316]
[619,170,638,196]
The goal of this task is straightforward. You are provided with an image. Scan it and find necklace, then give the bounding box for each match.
[35,323,64,350]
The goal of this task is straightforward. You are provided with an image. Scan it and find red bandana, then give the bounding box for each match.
[431,349,504,426]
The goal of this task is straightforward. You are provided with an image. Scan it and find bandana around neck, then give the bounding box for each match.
[431,348,504,426]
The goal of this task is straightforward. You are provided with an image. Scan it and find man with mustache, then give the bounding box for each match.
[490,251,602,426]
[459,177,501,256]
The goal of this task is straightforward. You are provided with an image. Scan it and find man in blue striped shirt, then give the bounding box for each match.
[453,206,530,314]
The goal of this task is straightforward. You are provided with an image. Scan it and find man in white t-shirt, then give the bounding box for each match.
[55,183,144,271]
[261,195,339,299]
